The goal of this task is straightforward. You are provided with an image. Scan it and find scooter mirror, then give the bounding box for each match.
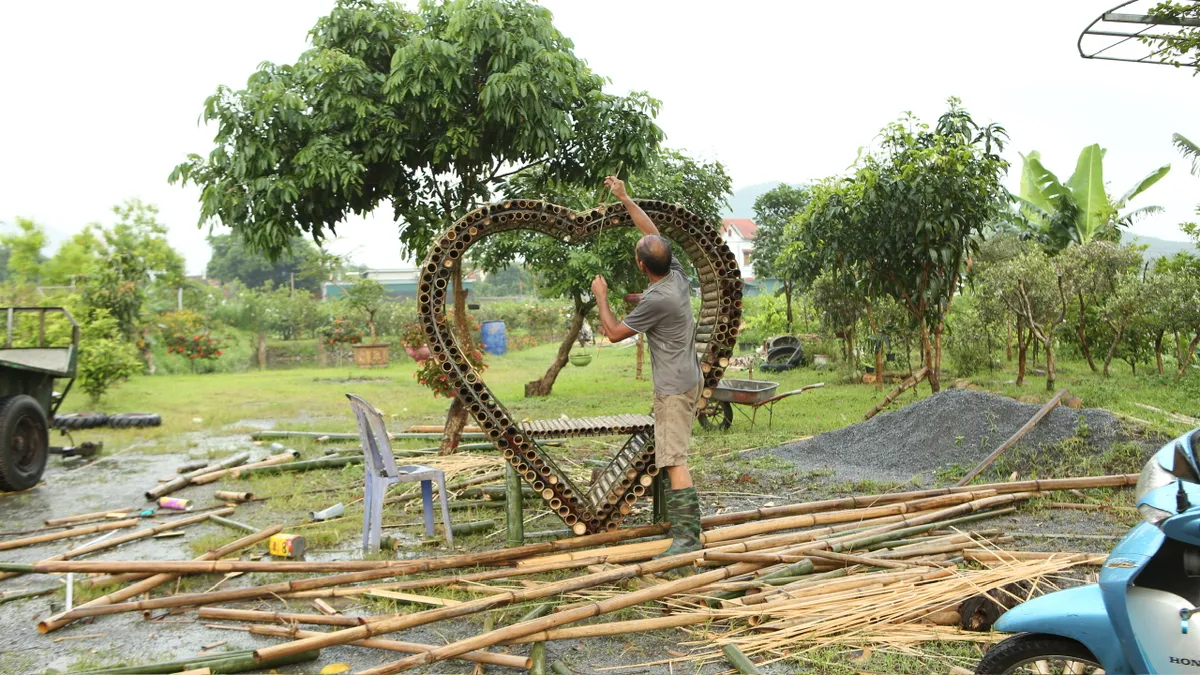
[1172,442,1199,483]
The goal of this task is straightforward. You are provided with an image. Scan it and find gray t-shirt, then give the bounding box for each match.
[621,258,700,395]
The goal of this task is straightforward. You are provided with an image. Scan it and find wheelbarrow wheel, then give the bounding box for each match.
[0,395,49,491]
[697,400,733,431]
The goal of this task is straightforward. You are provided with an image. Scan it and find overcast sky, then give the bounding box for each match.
[2,1,1198,274]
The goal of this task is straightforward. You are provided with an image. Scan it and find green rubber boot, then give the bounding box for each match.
[654,486,702,562]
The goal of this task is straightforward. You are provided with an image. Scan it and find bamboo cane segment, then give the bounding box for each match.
[45,507,135,527]
[244,624,531,669]
[38,525,282,634]
[0,518,138,551]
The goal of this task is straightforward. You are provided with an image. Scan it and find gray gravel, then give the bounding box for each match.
[752,388,1143,485]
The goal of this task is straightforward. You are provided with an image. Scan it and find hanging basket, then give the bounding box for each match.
[569,352,593,367]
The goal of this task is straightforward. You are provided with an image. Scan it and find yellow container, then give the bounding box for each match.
[268,533,306,558]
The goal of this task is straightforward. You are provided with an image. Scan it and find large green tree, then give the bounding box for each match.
[751,183,810,331]
[784,100,1009,392]
[206,233,322,292]
[171,0,663,451]
[1017,145,1169,253]
[477,149,731,397]
[0,218,47,285]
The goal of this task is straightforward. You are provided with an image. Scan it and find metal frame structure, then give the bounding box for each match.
[1079,0,1200,65]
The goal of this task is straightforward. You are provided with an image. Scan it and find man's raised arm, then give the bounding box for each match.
[605,176,658,236]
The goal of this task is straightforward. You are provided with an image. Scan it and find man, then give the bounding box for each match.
[590,176,702,557]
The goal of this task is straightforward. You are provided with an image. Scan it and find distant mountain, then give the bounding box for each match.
[724,182,808,219]
[1122,233,1197,260]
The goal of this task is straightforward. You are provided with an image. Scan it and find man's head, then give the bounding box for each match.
[635,234,672,278]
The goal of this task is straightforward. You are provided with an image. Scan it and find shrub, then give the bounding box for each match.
[322,318,363,346]
[78,310,142,402]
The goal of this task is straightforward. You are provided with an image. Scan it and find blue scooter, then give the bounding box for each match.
[976,427,1200,674]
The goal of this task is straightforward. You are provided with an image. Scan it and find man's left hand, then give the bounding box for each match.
[591,275,608,299]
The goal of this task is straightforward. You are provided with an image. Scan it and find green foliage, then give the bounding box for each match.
[737,294,790,348]
[206,233,323,292]
[1,217,47,284]
[474,265,536,297]
[43,228,104,287]
[751,183,810,283]
[77,310,142,402]
[944,294,999,376]
[170,0,664,260]
[1017,145,1169,253]
[322,318,364,346]
[342,278,388,339]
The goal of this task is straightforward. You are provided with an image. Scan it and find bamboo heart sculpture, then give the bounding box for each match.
[419,199,743,534]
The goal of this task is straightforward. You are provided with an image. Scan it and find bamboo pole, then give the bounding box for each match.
[243,624,530,669]
[192,450,298,484]
[956,388,1069,487]
[213,491,253,503]
[0,508,234,582]
[864,367,927,420]
[146,453,250,500]
[232,454,360,477]
[702,474,1137,529]
[45,507,135,527]
[199,607,384,627]
[38,525,282,633]
[0,518,138,551]
[506,463,524,548]
[802,549,922,570]
[208,515,258,534]
[963,549,1105,564]
[530,642,547,675]
[499,614,713,645]
[723,644,762,674]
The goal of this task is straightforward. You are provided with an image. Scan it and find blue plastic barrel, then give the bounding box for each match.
[480,320,507,356]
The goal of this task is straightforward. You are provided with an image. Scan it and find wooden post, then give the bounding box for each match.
[505,463,524,548]
[956,388,1069,487]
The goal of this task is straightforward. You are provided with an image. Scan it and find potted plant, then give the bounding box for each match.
[344,279,390,368]
[400,323,431,363]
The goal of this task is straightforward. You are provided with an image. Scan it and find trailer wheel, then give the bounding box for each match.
[52,412,109,430]
[0,395,49,491]
[108,413,162,429]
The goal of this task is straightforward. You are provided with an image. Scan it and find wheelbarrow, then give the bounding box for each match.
[696,379,824,431]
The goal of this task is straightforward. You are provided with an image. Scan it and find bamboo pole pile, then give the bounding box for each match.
[9,473,1139,674]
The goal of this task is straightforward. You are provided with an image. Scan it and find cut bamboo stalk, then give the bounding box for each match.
[530,642,547,675]
[192,450,299,484]
[38,524,281,634]
[864,367,927,420]
[199,607,385,627]
[963,549,1105,564]
[0,508,234,582]
[517,541,667,567]
[956,388,1069,487]
[702,473,1139,529]
[364,590,462,607]
[213,491,253,503]
[244,624,530,669]
[207,515,257,534]
[45,507,135,527]
[146,453,250,500]
[802,549,921,570]
[25,527,668,619]
[723,644,762,674]
[0,518,138,551]
[279,557,605,599]
[498,614,713,645]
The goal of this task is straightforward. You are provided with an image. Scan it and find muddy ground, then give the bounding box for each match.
[0,395,1163,675]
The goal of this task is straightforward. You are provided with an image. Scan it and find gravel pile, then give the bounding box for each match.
[755,388,1135,485]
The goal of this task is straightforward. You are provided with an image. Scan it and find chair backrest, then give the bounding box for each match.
[346,393,400,479]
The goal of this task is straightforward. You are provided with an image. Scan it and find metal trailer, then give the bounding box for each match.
[0,307,78,491]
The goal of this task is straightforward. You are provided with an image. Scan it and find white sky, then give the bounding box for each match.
[2,0,1198,274]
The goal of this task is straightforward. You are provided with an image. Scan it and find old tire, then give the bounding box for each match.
[108,413,162,429]
[0,395,49,491]
[975,634,1101,674]
[52,412,109,430]
[697,400,733,431]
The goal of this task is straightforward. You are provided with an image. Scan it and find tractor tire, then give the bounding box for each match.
[0,395,49,491]
[52,412,109,431]
[108,413,162,429]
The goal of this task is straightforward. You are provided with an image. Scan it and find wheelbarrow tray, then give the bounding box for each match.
[710,379,779,405]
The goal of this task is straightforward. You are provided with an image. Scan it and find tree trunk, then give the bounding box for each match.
[920,321,938,393]
[784,282,794,333]
[257,331,267,370]
[874,344,884,391]
[932,320,944,392]
[1155,330,1165,375]
[1044,338,1056,392]
[1078,293,1097,373]
[1016,316,1028,387]
[316,338,328,368]
[526,299,592,397]
[1005,320,1013,362]
[438,397,467,456]
[440,263,473,454]
[635,333,644,381]
[1177,330,1200,381]
[1102,316,1128,378]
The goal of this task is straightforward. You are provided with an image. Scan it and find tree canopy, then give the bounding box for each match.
[206,233,322,292]
[170,0,664,261]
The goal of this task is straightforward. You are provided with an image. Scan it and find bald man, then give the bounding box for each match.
[591,176,702,558]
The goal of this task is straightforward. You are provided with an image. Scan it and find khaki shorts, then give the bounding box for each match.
[652,382,701,467]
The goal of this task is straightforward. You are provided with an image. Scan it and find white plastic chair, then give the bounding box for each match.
[346,394,454,553]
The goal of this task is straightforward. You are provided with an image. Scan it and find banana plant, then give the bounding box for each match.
[1017,144,1170,254]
